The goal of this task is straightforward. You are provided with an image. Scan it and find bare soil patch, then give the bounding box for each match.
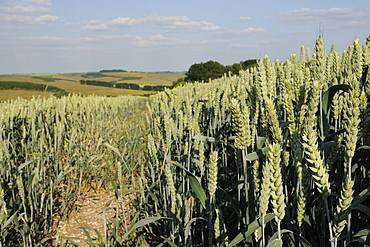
[53,190,135,246]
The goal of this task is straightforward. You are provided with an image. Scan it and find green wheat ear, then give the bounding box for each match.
[333,178,354,238]
[0,185,6,225]
[208,151,218,198]
[230,98,250,149]
[267,143,286,223]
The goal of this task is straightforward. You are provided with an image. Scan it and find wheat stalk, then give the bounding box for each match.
[268,143,285,239]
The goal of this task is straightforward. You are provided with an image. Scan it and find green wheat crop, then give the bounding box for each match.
[143,36,370,247]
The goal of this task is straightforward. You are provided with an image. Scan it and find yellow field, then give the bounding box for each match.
[0,90,54,101]
[0,72,184,101]
[100,72,143,77]
[101,72,183,85]
[133,73,184,85]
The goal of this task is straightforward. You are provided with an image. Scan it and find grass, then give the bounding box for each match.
[31,76,72,82]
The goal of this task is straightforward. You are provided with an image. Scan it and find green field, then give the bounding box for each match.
[0,72,184,101]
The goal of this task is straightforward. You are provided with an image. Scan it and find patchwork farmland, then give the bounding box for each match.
[0,71,183,101]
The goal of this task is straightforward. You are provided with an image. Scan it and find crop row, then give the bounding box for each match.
[144,36,370,246]
[0,94,147,246]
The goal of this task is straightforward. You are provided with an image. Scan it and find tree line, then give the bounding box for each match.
[0,81,65,92]
[80,80,113,87]
[99,69,127,73]
[173,59,258,87]
[0,81,68,97]
[115,82,140,90]
[79,80,171,91]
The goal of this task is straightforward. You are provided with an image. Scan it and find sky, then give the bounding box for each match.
[0,0,369,74]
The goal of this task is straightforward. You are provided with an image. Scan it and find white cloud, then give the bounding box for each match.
[130,34,190,47]
[109,17,142,27]
[219,27,265,35]
[198,39,230,45]
[0,13,59,24]
[0,5,50,14]
[81,36,95,42]
[134,38,188,47]
[22,36,65,41]
[239,17,252,20]
[147,15,221,32]
[83,20,109,31]
[26,0,52,6]
[82,14,268,37]
[215,39,230,43]
[261,40,278,44]
[0,13,32,22]
[345,20,370,28]
[278,7,370,25]
[102,35,144,44]
[40,36,63,41]
[82,14,221,32]
[33,14,59,24]
[36,36,64,41]
[0,0,58,25]
[241,28,265,33]
[199,24,220,31]
[80,33,189,47]
[149,34,168,41]
[81,34,142,42]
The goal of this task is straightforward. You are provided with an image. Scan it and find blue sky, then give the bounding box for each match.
[0,0,369,74]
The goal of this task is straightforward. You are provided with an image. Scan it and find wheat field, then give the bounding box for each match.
[0,36,369,246]
[143,36,370,246]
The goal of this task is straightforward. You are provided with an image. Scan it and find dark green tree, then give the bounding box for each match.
[183,59,258,83]
[240,59,258,70]
[185,60,226,82]
[226,59,258,75]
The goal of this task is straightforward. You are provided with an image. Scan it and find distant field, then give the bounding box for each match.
[31,76,74,82]
[100,72,143,78]
[99,72,183,85]
[0,90,54,101]
[0,72,184,101]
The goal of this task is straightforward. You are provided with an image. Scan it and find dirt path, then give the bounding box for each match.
[53,190,134,246]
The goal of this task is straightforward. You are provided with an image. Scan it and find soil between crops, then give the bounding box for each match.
[53,190,135,246]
